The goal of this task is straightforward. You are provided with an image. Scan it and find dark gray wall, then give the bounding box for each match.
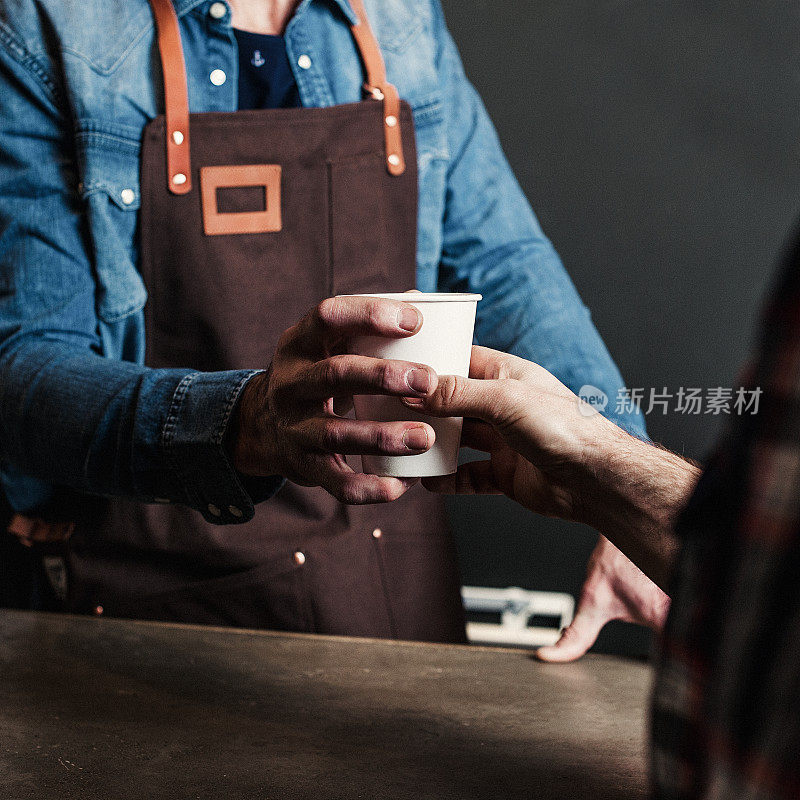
[441,0,800,656]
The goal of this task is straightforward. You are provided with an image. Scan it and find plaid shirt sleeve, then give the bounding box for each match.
[651,224,800,799]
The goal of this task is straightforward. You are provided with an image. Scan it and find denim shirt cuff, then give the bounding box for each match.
[161,370,284,524]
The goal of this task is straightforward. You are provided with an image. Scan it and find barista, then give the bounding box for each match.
[0,0,657,648]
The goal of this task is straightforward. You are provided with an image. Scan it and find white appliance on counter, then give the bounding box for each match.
[461,586,575,648]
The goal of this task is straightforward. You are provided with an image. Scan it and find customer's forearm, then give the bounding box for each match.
[575,419,701,590]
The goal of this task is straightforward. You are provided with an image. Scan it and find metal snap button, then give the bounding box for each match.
[209,2,227,19]
[297,54,312,70]
[120,188,135,205]
[372,528,382,539]
[294,551,306,565]
[210,68,227,86]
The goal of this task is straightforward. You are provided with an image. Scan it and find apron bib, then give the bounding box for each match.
[65,0,466,643]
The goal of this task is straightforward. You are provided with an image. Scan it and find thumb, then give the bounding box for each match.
[534,605,607,663]
[403,374,515,425]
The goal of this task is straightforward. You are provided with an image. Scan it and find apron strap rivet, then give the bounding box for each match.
[172,130,185,145]
[172,173,187,186]
[385,115,397,127]
[387,154,400,167]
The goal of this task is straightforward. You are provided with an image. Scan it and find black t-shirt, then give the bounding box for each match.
[233,28,301,110]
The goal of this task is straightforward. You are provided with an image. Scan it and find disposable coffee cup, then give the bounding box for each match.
[345,292,482,478]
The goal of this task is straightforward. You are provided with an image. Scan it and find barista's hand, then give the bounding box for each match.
[231,296,438,504]
[535,535,670,662]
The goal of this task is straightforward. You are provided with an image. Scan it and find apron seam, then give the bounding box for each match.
[326,161,334,297]
[372,534,398,639]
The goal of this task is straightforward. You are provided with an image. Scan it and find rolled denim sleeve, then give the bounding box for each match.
[0,29,281,523]
[431,1,646,438]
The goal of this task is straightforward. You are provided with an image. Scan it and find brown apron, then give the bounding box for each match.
[64,0,466,643]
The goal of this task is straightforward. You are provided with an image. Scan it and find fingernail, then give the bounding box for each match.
[402,426,429,451]
[406,368,430,394]
[397,306,420,332]
[402,397,425,408]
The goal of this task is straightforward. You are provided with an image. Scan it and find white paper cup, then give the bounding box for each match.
[345,292,482,478]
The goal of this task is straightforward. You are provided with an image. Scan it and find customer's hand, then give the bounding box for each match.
[230,296,438,505]
[407,346,700,590]
[535,535,670,662]
[404,346,603,520]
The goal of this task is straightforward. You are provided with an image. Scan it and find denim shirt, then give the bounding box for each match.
[0,0,645,525]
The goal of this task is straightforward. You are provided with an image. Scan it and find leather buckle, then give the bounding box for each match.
[200,164,282,236]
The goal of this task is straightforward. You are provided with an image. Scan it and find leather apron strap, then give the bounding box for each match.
[149,0,192,194]
[347,0,405,176]
[148,0,405,196]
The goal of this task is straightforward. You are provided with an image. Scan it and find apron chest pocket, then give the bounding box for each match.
[327,140,419,296]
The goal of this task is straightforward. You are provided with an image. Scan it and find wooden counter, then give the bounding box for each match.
[0,610,651,799]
